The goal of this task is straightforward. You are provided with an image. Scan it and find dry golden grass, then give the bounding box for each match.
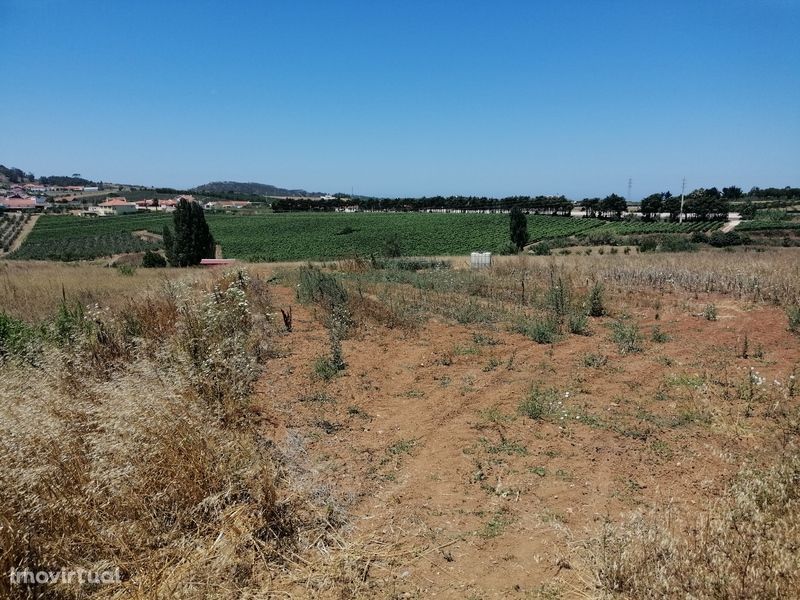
[0,268,395,599]
[589,451,800,599]
[0,260,201,322]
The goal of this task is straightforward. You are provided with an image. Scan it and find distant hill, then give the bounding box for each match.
[193,181,323,197]
[0,165,35,184]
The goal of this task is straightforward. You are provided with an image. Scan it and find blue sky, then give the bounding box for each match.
[1,0,798,198]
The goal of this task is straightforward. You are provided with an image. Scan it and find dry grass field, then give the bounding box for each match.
[1,248,799,598]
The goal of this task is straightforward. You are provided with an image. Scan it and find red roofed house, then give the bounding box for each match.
[0,196,37,210]
[96,197,137,216]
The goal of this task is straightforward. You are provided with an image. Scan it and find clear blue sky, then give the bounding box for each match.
[1,0,798,199]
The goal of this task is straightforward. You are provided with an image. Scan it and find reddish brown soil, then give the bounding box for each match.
[255,284,799,598]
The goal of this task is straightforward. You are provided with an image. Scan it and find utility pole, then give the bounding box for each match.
[679,177,686,223]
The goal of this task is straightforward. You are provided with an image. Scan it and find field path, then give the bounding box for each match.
[720,217,741,233]
[1,214,39,256]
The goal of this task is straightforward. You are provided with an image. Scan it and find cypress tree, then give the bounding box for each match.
[509,206,528,251]
[162,225,176,266]
[171,199,214,266]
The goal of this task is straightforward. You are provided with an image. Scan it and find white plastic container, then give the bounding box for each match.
[470,252,492,268]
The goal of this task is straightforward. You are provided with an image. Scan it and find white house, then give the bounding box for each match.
[95,197,137,216]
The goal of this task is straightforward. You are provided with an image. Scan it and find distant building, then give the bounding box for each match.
[204,200,251,210]
[96,197,137,216]
[0,195,37,210]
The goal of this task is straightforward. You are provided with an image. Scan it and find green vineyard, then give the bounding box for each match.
[10,212,729,262]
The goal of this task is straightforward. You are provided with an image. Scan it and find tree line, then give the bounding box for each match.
[272,195,574,215]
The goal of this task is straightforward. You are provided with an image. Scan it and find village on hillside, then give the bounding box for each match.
[0,181,253,216]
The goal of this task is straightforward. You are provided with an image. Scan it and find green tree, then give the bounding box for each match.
[162,225,176,266]
[640,193,668,220]
[600,194,627,219]
[509,206,529,251]
[740,200,756,220]
[171,199,214,266]
[142,249,167,268]
[722,186,743,200]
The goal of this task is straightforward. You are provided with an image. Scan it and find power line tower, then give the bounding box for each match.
[627,178,632,203]
[679,177,686,223]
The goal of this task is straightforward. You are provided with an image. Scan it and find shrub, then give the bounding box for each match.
[651,326,670,343]
[518,386,562,420]
[178,274,261,422]
[297,267,348,312]
[530,241,551,256]
[690,231,708,244]
[117,264,136,276]
[546,270,570,323]
[708,230,748,248]
[788,305,800,334]
[703,303,718,321]
[636,237,659,252]
[587,283,605,317]
[658,235,696,253]
[582,353,608,368]
[0,312,38,359]
[568,312,590,335]
[513,317,560,344]
[610,318,643,355]
[141,249,167,268]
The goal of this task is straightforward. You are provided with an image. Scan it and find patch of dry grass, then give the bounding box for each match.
[0,268,385,599]
[589,451,800,599]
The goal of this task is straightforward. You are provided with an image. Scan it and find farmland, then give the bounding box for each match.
[1,249,798,598]
[11,214,166,261]
[13,211,728,262]
[738,219,800,231]
[0,213,31,252]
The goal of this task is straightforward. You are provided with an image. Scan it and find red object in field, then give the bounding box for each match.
[200,259,236,267]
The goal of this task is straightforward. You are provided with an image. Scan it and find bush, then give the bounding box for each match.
[495,241,518,255]
[690,231,708,244]
[568,312,590,335]
[0,312,38,359]
[703,303,718,321]
[117,264,137,276]
[610,318,643,355]
[651,326,670,343]
[788,305,800,334]
[658,235,696,253]
[297,267,348,312]
[587,283,605,317]
[142,249,167,268]
[512,317,560,344]
[708,230,748,247]
[530,241,551,256]
[518,386,562,420]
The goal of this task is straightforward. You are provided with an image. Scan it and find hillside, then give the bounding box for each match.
[193,180,323,197]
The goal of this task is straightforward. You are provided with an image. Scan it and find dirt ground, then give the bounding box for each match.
[255,282,799,598]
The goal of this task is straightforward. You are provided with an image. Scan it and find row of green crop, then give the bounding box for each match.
[1,214,29,252]
[23,214,170,242]
[11,212,739,263]
[11,232,160,261]
[579,220,721,236]
[737,220,800,231]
